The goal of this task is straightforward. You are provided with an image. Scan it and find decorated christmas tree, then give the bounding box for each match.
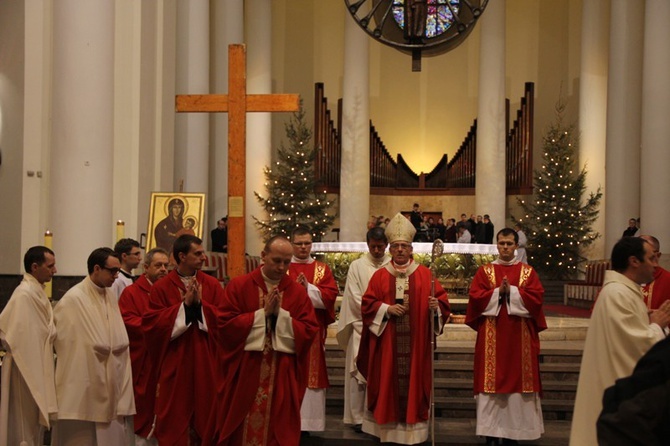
[513,101,602,280]
[254,105,336,241]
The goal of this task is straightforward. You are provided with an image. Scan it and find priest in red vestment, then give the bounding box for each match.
[287,226,339,432]
[210,236,319,445]
[466,227,546,445]
[143,235,224,444]
[357,213,450,445]
[118,247,170,444]
[640,235,670,310]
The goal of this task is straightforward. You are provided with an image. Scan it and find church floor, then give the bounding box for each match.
[301,416,571,445]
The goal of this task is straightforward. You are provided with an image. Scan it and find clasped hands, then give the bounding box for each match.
[182,279,202,306]
[264,287,280,318]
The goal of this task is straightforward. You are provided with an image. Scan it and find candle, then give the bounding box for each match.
[116,220,125,241]
[44,230,53,299]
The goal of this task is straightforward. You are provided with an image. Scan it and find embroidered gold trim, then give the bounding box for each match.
[483,264,496,288]
[520,321,534,392]
[519,264,532,288]
[483,317,497,393]
[313,262,325,284]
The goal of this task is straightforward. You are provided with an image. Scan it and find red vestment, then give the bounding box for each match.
[118,274,157,438]
[287,260,338,389]
[143,270,224,445]
[210,268,319,446]
[466,262,546,395]
[357,263,450,425]
[642,267,670,310]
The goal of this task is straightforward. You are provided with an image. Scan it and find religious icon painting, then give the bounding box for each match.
[146,192,206,254]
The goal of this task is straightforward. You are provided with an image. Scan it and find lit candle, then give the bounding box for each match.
[44,230,53,299]
[116,220,125,241]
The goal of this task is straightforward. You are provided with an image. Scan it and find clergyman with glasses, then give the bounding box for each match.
[52,247,135,444]
[356,212,450,444]
[112,238,143,298]
[288,225,339,434]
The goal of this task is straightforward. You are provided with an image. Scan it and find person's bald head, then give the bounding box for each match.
[261,236,293,281]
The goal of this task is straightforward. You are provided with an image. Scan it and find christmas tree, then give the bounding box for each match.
[512,101,602,280]
[254,104,336,241]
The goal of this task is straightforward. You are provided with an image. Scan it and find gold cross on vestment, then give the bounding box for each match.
[176,44,300,278]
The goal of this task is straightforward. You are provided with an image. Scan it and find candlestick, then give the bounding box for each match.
[116,220,125,242]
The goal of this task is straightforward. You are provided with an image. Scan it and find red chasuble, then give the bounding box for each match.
[143,270,224,444]
[466,262,546,395]
[118,274,157,438]
[287,260,338,389]
[642,267,670,310]
[357,263,450,425]
[210,268,319,446]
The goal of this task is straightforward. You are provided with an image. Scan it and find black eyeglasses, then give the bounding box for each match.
[101,266,121,275]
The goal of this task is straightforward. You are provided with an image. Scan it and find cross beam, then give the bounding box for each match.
[176,44,300,278]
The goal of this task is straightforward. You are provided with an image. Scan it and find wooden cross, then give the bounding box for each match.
[176,44,300,278]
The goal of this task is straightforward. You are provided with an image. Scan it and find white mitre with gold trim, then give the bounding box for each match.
[385,212,416,244]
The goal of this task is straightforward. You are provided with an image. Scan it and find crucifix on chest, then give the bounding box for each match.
[176,44,300,278]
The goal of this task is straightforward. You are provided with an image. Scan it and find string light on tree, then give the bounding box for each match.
[512,99,602,280]
[254,103,336,241]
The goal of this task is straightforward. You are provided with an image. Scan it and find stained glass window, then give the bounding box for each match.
[392,0,461,38]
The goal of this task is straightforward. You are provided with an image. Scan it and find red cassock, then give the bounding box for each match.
[466,262,546,395]
[642,267,670,310]
[118,274,157,438]
[143,270,224,445]
[210,268,319,446]
[357,264,450,425]
[287,261,338,389]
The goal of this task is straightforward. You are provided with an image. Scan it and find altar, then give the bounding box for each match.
[312,242,499,312]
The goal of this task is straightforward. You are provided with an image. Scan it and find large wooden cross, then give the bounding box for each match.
[176,44,300,278]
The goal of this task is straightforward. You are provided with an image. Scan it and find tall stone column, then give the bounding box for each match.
[640,0,670,246]
[339,9,370,242]
[476,0,506,229]
[604,0,643,255]
[579,0,610,259]
[210,0,243,241]
[50,0,115,274]
[174,0,209,194]
[21,0,50,261]
[245,0,273,256]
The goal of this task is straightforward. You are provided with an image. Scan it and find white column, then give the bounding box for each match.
[578,0,610,259]
[50,0,114,274]
[475,0,506,229]
[604,0,644,256]
[640,0,670,246]
[174,0,209,194]
[210,0,243,240]
[339,9,370,242]
[21,0,51,260]
[245,0,273,257]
